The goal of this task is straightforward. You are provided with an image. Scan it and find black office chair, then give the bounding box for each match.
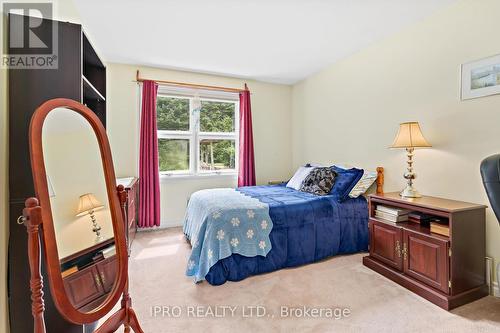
[480,154,500,291]
[480,154,500,227]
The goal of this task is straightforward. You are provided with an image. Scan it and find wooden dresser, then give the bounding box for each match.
[117,177,139,252]
[60,240,117,312]
[363,192,488,310]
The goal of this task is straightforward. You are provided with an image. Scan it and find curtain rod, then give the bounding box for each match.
[135,70,247,93]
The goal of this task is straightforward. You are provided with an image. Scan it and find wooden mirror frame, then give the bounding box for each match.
[22,98,143,332]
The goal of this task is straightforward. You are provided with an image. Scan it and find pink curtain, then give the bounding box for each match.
[238,87,256,187]
[139,80,161,227]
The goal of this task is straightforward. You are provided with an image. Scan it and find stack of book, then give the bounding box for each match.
[408,212,433,225]
[430,218,450,237]
[374,205,410,223]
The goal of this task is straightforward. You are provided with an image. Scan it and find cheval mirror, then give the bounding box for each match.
[20,98,143,333]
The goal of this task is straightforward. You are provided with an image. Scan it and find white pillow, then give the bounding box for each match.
[286,166,316,190]
[349,170,377,198]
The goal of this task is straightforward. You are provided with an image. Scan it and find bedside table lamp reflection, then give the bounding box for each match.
[390,122,431,198]
[76,193,105,243]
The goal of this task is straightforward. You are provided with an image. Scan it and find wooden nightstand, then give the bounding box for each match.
[363,192,488,310]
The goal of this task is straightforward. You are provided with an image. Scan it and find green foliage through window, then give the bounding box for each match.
[158,139,189,172]
[200,140,235,171]
[157,96,189,131]
[200,101,235,132]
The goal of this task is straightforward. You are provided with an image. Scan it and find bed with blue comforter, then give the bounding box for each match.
[184,183,368,285]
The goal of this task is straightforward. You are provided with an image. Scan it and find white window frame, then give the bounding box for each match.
[157,93,239,177]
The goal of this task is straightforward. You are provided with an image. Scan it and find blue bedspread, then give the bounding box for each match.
[204,184,369,285]
[184,188,273,282]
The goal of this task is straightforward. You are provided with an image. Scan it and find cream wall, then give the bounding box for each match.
[106,64,293,226]
[292,0,500,284]
[0,1,81,332]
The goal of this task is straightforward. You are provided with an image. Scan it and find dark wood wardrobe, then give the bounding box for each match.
[8,14,106,333]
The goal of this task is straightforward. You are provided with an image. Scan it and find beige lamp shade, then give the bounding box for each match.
[390,122,431,148]
[76,193,104,217]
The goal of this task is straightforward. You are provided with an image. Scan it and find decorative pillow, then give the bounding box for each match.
[299,167,336,196]
[329,166,364,202]
[286,165,317,190]
[349,170,378,198]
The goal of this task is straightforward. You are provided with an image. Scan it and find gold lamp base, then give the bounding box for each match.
[400,184,421,198]
[399,147,422,198]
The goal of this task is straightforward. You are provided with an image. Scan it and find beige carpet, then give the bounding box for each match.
[124,228,500,333]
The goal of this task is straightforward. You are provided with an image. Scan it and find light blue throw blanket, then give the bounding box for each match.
[184,188,272,282]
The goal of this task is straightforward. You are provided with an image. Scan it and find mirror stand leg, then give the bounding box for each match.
[127,307,144,333]
[120,286,131,332]
[120,280,144,333]
[23,197,46,333]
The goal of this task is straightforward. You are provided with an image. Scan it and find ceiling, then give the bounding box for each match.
[74,0,456,84]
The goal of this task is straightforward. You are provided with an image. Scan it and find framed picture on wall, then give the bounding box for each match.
[461,54,500,100]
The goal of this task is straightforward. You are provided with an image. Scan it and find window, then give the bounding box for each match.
[156,93,239,176]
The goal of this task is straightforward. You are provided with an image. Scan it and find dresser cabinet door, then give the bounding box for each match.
[403,230,450,294]
[127,179,138,249]
[128,192,136,233]
[370,220,403,271]
[96,256,118,293]
[63,266,105,309]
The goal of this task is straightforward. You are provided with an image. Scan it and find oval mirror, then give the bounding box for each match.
[29,99,127,324]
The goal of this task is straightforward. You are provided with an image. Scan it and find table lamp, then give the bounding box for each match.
[390,122,431,198]
[76,193,104,243]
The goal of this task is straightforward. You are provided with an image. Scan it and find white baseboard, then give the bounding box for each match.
[161,220,183,228]
[136,220,182,232]
[493,281,500,297]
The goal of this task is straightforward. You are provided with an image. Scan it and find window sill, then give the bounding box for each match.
[160,172,237,181]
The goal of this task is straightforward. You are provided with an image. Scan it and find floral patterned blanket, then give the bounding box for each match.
[183,188,272,282]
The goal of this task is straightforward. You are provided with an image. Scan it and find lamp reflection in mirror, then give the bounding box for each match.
[390,122,431,198]
[76,193,105,243]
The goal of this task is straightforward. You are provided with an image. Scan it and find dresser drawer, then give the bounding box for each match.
[127,199,136,224]
[127,185,135,206]
[124,177,139,250]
